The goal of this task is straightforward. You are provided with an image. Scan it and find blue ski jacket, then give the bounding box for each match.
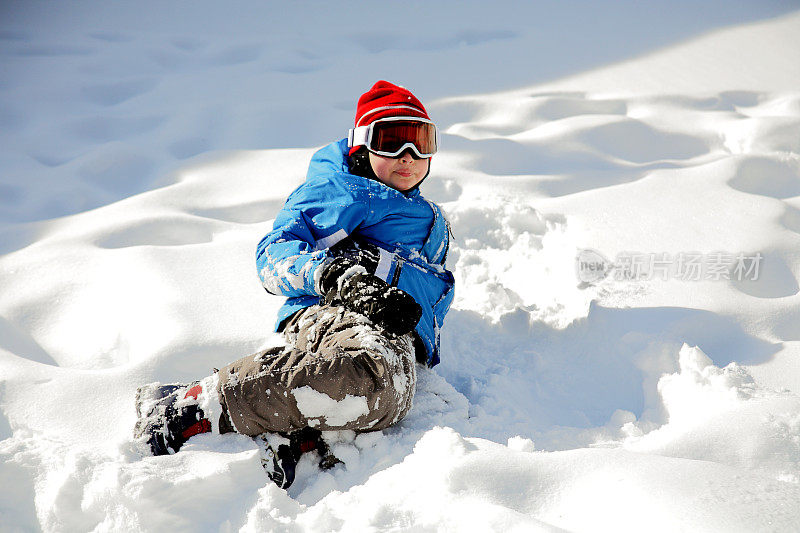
[256,139,455,366]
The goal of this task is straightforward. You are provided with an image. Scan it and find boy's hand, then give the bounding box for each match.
[328,239,381,275]
[319,257,365,296]
[320,259,421,336]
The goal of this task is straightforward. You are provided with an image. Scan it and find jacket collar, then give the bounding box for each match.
[308,139,422,198]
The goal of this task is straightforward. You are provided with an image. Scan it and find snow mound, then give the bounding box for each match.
[624,344,800,484]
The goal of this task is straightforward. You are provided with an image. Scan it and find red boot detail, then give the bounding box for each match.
[184,384,203,400]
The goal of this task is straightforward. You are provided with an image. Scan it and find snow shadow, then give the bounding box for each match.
[0,452,38,531]
[436,303,780,448]
[0,315,59,367]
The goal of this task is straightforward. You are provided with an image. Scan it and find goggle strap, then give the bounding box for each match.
[348,126,370,148]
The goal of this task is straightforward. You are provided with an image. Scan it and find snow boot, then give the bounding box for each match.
[288,427,343,471]
[256,427,343,489]
[134,382,212,455]
[256,434,296,489]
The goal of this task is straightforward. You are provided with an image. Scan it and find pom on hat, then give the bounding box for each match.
[350,81,430,155]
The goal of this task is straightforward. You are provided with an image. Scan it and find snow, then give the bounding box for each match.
[291,387,369,428]
[2,1,800,531]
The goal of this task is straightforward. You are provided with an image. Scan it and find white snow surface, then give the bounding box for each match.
[2,1,800,531]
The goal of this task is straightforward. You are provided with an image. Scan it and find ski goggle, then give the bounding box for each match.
[348,116,438,159]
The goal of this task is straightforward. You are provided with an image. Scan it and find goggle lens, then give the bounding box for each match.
[369,120,437,158]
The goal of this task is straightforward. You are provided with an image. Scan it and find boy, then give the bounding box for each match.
[134,81,455,489]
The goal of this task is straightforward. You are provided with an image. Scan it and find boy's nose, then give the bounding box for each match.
[399,148,417,162]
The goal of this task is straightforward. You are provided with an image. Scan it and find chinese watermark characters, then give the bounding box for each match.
[575,249,763,284]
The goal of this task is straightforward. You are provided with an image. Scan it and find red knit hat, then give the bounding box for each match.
[350,81,431,155]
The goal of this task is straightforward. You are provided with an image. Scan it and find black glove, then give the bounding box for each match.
[318,238,381,296]
[328,239,381,274]
[319,258,422,336]
[319,257,362,297]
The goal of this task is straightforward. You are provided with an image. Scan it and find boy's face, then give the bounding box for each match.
[369,150,429,192]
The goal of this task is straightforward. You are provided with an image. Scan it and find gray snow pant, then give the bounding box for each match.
[216,304,417,436]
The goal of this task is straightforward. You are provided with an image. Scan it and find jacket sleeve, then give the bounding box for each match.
[256,176,369,298]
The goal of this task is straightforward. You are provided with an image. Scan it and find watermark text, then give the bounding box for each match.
[575,249,762,284]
